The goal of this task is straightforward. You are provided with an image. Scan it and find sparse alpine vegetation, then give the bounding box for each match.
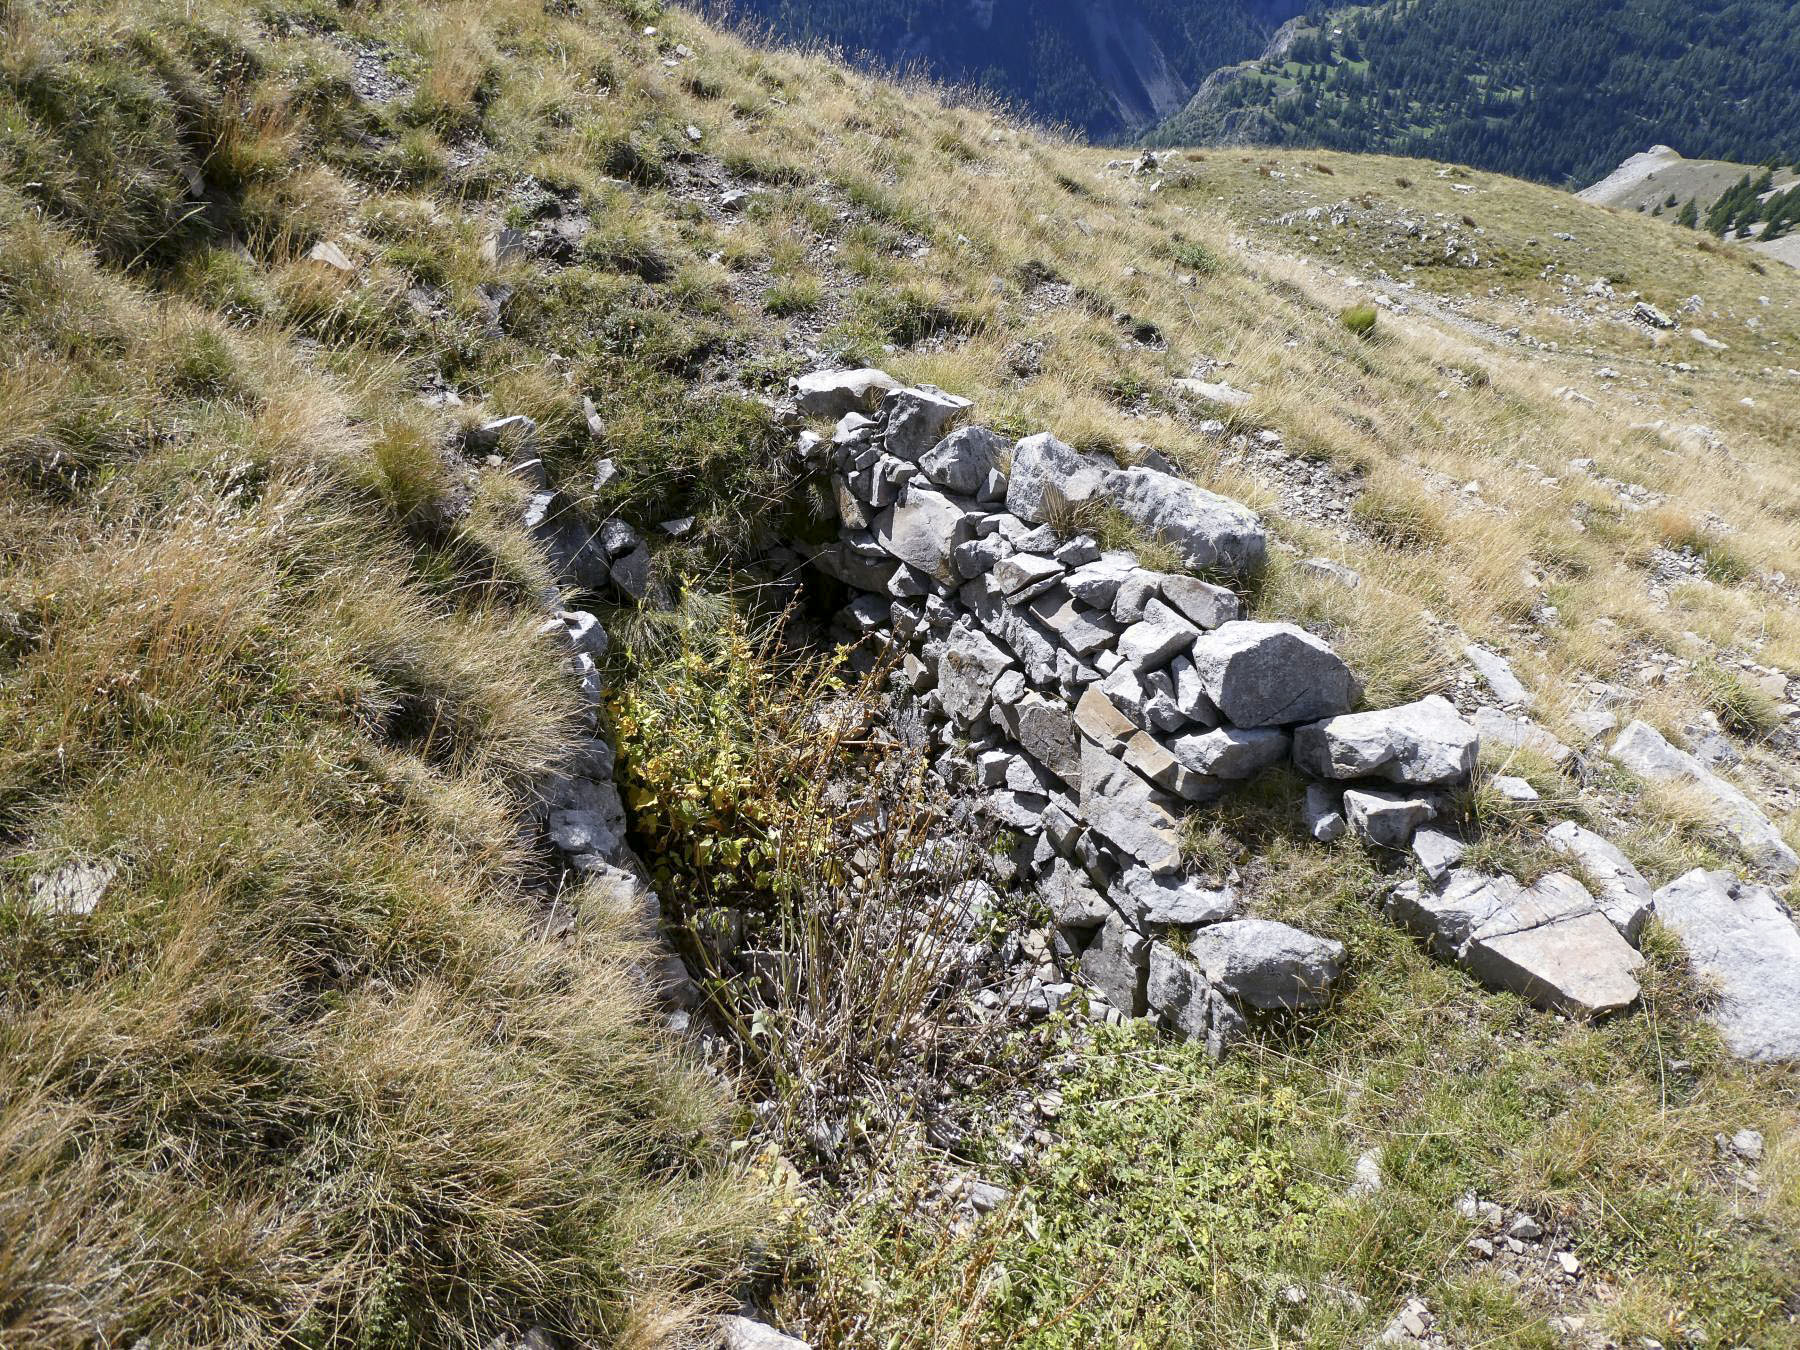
[2,0,1799,1347]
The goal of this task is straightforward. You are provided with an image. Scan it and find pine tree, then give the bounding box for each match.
[1676,197,1699,228]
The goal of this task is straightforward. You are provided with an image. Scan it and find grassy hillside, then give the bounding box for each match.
[1,0,1798,1345]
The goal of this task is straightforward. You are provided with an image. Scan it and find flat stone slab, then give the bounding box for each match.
[1387,868,1643,1017]
[792,367,899,418]
[1472,706,1571,765]
[1655,869,1800,1062]
[1545,821,1652,941]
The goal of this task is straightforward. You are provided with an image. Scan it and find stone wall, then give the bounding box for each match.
[793,367,1671,1049]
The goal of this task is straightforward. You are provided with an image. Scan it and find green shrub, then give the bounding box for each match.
[1340,303,1379,337]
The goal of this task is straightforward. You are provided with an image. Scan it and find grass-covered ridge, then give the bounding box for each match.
[1,0,1798,1343]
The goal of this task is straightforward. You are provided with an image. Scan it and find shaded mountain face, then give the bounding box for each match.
[716,0,1308,139]
[1150,0,1800,187]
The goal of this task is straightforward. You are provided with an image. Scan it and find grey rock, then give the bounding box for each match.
[1464,644,1532,707]
[1303,783,1346,842]
[1096,665,1153,732]
[722,1315,811,1350]
[598,516,641,559]
[1546,821,1652,941]
[876,485,980,584]
[1191,622,1354,728]
[1109,571,1161,624]
[1117,600,1201,671]
[1080,913,1149,1015]
[1101,465,1268,575]
[1654,869,1800,1061]
[1074,684,1138,754]
[28,859,117,917]
[1183,919,1345,1010]
[1027,591,1123,657]
[811,537,898,593]
[1294,696,1478,787]
[1054,534,1101,567]
[1343,788,1436,847]
[1042,856,1111,928]
[918,425,1008,494]
[992,552,1064,601]
[1610,720,1798,879]
[953,533,1013,580]
[938,623,1016,726]
[1491,775,1538,802]
[1124,730,1218,802]
[985,789,1049,831]
[844,594,890,633]
[1388,869,1643,1016]
[792,368,899,419]
[1169,654,1219,725]
[1121,865,1239,927]
[1064,554,1138,608]
[1472,707,1572,765]
[882,385,972,460]
[1412,828,1466,883]
[1006,432,1104,524]
[1168,726,1289,780]
[1012,691,1080,785]
[1466,908,1642,1019]
[1079,738,1185,875]
[609,543,651,600]
[522,490,611,591]
[1299,557,1361,589]
[1159,574,1241,629]
[1147,944,1247,1055]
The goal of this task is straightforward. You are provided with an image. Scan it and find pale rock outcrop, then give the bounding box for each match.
[1472,706,1572,765]
[919,425,1010,496]
[1006,432,1104,523]
[1343,788,1437,847]
[876,485,980,584]
[1147,944,1248,1055]
[1101,465,1268,575]
[1610,720,1798,879]
[1387,869,1644,1016]
[881,385,972,460]
[1545,821,1652,940]
[1464,644,1531,707]
[1079,739,1185,875]
[1653,869,1800,1061]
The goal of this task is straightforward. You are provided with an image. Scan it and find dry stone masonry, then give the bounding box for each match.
[782,367,1800,1047]
[788,373,1800,1058]
[799,367,1591,1049]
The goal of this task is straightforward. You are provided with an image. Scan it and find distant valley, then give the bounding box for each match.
[1151,0,1800,187]
[718,0,1800,188]
[711,0,1307,139]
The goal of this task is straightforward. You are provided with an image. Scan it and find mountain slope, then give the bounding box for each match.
[714,0,1306,138]
[4,0,1800,1345]
[1152,0,1800,187]
[1580,144,1800,268]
